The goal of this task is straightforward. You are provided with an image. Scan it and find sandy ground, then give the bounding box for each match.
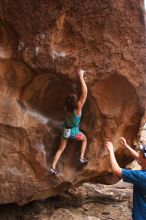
[0,181,133,220]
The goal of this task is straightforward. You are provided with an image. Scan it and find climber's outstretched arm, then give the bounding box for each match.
[76,70,88,115]
[105,142,122,177]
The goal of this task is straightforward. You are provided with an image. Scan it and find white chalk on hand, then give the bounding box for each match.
[79,69,85,74]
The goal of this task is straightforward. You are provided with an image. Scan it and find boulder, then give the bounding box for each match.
[0,0,145,204]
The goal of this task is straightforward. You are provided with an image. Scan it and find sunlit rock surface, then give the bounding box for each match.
[0,0,145,204]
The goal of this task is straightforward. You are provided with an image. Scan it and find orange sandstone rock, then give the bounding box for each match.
[0,0,145,204]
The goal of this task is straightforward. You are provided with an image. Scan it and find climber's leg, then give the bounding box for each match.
[75,132,88,164]
[51,138,67,174]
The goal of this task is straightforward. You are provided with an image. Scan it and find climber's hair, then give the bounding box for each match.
[64,93,78,114]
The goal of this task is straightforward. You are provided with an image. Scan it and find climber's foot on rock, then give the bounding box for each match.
[80,158,88,164]
[50,167,58,175]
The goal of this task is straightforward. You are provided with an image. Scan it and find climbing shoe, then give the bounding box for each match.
[80,158,88,164]
[50,167,58,175]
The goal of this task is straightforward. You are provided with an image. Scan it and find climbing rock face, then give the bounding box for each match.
[0,0,145,204]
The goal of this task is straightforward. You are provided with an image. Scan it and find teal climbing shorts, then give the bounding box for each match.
[62,126,82,140]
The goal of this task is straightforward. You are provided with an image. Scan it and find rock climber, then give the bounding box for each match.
[50,69,88,175]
